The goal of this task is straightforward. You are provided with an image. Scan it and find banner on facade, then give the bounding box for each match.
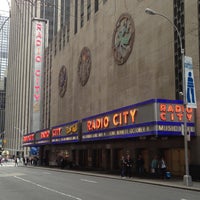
[31,18,47,132]
[184,56,197,108]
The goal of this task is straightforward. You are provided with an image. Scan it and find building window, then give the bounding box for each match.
[65,0,70,40]
[74,0,78,34]
[61,0,64,28]
[54,36,57,56]
[199,0,200,72]
[65,0,70,25]
[59,30,62,51]
[95,0,99,13]
[87,0,91,21]
[173,0,185,100]
[67,26,70,42]
[63,26,66,47]
[80,0,84,28]
[54,0,58,37]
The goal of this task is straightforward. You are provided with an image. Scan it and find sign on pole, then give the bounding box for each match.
[184,56,197,108]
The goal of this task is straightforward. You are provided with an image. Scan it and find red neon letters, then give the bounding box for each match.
[23,134,34,142]
[33,22,44,102]
[160,104,193,121]
[87,109,137,131]
[40,130,50,139]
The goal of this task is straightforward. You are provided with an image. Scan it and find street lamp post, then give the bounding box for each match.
[14,127,27,156]
[14,127,27,136]
[145,8,192,186]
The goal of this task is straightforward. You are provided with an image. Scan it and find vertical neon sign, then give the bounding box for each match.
[32,19,46,131]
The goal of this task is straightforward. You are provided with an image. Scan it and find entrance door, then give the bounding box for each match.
[72,150,76,163]
[105,149,111,170]
[79,149,88,168]
[113,148,122,170]
[161,148,187,176]
[171,148,185,176]
[136,149,149,173]
[44,150,49,166]
[92,149,102,169]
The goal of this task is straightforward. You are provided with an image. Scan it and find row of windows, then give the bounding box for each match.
[0,110,5,132]
[173,0,185,100]
[75,0,107,34]
[0,16,9,83]
[0,52,8,58]
[0,92,5,109]
[52,0,107,56]
[43,0,107,128]
[199,0,200,74]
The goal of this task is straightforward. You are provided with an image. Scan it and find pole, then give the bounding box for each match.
[145,8,192,186]
[182,49,192,186]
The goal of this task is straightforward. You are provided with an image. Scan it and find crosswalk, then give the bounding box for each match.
[0,163,14,167]
[0,162,19,167]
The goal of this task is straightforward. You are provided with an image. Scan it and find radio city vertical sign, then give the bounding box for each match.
[31,18,47,131]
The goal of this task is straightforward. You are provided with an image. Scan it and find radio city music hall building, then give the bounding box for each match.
[22,1,200,177]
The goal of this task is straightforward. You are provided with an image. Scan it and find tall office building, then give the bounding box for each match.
[0,15,9,83]
[4,0,69,156]
[0,10,9,151]
[5,0,37,155]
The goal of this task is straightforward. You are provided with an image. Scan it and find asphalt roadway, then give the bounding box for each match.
[26,163,200,192]
[0,163,200,200]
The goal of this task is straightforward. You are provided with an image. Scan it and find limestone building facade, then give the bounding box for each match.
[39,0,200,176]
[6,0,200,177]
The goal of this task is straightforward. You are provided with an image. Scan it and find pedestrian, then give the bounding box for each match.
[151,155,158,177]
[0,157,2,166]
[136,154,144,176]
[120,155,126,178]
[14,157,18,167]
[159,157,167,179]
[24,157,28,166]
[125,154,133,178]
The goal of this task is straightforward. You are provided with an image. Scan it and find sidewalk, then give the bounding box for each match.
[25,165,200,192]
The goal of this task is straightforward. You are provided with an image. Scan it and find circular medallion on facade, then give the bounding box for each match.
[112,13,135,65]
[78,47,91,86]
[58,65,67,97]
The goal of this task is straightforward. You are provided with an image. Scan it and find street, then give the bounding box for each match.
[0,164,199,200]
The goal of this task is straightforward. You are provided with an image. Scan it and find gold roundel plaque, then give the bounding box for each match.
[112,13,135,65]
[78,47,91,86]
[58,65,67,97]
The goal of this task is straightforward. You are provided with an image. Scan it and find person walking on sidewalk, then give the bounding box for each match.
[151,155,158,177]
[125,154,133,178]
[136,154,144,176]
[159,157,167,179]
[120,155,126,178]
[14,157,18,167]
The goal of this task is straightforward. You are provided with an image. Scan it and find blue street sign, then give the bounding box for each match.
[184,56,197,108]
